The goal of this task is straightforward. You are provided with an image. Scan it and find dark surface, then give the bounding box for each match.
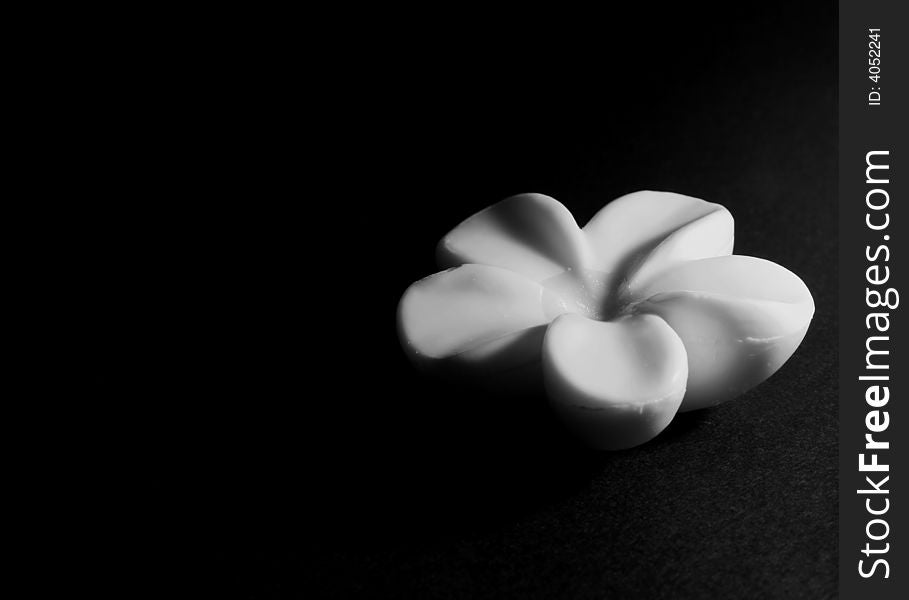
[135,3,838,598]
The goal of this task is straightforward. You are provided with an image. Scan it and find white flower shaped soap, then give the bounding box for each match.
[397,192,814,449]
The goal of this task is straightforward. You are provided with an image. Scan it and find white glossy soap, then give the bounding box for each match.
[397,192,814,449]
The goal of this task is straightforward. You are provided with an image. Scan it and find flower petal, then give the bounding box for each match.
[583,191,734,294]
[397,264,566,375]
[437,193,593,281]
[633,255,815,411]
[542,313,688,450]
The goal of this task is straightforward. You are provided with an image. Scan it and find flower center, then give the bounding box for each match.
[541,269,628,322]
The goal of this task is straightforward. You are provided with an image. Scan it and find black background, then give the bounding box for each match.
[128,2,838,598]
